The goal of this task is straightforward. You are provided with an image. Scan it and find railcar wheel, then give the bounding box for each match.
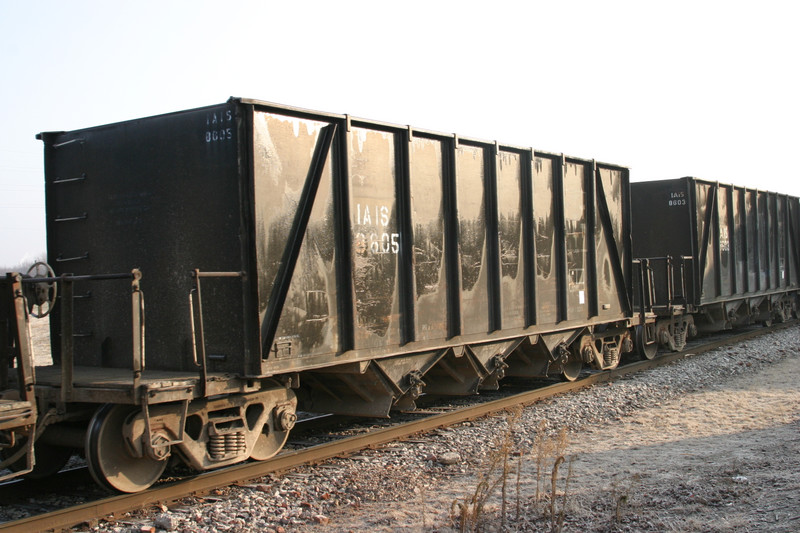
[250,406,295,461]
[86,404,168,493]
[561,358,582,382]
[635,325,658,361]
[250,426,290,461]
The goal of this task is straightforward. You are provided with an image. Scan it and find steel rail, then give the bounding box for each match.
[1,321,795,533]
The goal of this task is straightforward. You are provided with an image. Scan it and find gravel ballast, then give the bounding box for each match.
[12,324,800,532]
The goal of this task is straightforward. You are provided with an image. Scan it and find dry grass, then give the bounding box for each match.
[450,412,576,533]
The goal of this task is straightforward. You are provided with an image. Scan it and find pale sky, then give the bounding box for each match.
[1,0,798,266]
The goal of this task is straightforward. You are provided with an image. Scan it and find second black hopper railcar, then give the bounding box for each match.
[631,177,800,352]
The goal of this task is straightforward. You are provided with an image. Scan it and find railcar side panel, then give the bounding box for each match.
[408,136,448,342]
[252,112,340,360]
[733,188,745,293]
[532,155,559,324]
[562,160,589,321]
[455,143,491,335]
[497,151,525,331]
[695,180,719,301]
[348,127,402,349]
[745,189,758,291]
[596,165,630,318]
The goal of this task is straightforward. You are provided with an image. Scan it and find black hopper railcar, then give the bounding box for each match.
[631,177,800,357]
[4,97,640,491]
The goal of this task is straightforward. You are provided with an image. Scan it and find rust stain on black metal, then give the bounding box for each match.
[260,124,338,357]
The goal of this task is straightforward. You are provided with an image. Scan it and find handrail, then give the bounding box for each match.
[189,270,245,397]
[22,272,137,283]
[632,259,651,319]
[25,270,144,404]
[131,271,145,402]
[633,255,694,311]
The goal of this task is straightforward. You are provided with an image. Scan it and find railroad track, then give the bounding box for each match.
[0,321,794,533]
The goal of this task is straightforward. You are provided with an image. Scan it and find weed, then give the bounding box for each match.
[449,410,576,532]
[551,455,574,533]
[611,473,641,526]
[450,408,520,532]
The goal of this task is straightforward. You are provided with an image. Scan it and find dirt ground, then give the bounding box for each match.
[305,345,800,532]
[19,315,799,532]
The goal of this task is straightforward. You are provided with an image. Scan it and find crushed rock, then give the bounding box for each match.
[34,325,800,532]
